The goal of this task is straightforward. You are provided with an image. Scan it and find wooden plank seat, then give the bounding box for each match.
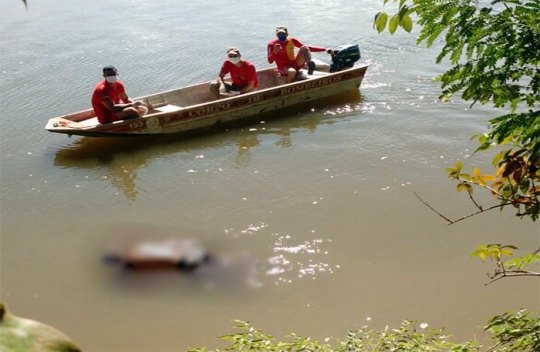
[153,104,183,113]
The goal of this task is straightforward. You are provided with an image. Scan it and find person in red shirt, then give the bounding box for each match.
[267,26,331,83]
[210,47,258,99]
[91,66,144,124]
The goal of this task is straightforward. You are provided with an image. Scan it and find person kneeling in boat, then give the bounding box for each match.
[210,47,258,99]
[267,26,332,83]
[91,66,147,124]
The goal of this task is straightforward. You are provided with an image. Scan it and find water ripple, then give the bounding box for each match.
[266,232,336,284]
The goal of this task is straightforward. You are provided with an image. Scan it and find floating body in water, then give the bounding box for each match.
[105,238,210,271]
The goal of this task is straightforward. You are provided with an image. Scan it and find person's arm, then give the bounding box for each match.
[218,63,230,92]
[119,90,133,104]
[291,37,327,53]
[103,83,133,112]
[100,96,116,112]
[239,64,257,94]
[118,82,134,105]
[99,96,132,113]
[306,44,327,53]
[108,91,133,112]
[267,42,279,63]
[217,74,228,91]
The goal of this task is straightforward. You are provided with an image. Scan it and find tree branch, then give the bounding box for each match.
[413,192,508,225]
[413,192,453,223]
[486,270,540,285]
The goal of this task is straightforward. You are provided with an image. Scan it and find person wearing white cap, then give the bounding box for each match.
[210,47,258,99]
[267,26,332,83]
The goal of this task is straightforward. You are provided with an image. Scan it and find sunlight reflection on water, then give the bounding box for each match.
[268,233,336,284]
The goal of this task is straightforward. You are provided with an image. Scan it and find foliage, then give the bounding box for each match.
[188,312,540,351]
[375,0,540,281]
[187,319,477,352]
[484,309,540,351]
[445,145,539,221]
[470,244,540,283]
[375,0,540,220]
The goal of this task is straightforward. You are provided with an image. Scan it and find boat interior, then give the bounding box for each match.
[144,68,291,112]
[141,64,332,115]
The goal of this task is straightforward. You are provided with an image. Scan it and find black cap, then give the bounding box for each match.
[103,66,117,75]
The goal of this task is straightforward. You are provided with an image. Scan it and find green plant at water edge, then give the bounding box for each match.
[470,244,540,283]
[375,0,540,280]
[187,319,475,352]
[484,309,540,351]
[188,311,539,351]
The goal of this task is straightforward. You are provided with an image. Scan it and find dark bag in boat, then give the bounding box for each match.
[330,44,361,72]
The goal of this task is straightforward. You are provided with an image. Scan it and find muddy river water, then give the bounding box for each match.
[1,0,538,350]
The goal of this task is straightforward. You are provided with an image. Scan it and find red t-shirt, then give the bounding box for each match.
[267,37,325,74]
[91,80,127,124]
[220,60,258,88]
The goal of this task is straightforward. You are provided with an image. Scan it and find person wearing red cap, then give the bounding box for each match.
[91,66,145,124]
[267,26,331,83]
[210,47,258,99]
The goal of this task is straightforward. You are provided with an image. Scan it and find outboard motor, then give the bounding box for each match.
[330,44,361,72]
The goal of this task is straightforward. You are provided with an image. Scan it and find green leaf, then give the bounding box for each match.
[440,93,451,102]
[401,14,413,33]
[492,150,506,167]
[477,142,493,152]
[471,245,489,261]
[389,15,399,34]
[488,246,501,259]
[457,183,473,193]
[376,12,389,33]
[504,253,540,269]
[499,248,514,257]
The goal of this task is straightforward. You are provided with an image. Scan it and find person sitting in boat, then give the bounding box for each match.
[210,47,258,99]
[91,66,146,124]
[267,26,332,83]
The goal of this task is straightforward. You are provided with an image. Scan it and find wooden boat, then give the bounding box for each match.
[45,63,368,137]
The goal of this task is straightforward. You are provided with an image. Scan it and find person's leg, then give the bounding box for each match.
[97,111,114,124]
[116,107,140,120]
[136,105,148,117]
[295,46,312,68]
[229,84,242,92]
[286,67,297,83]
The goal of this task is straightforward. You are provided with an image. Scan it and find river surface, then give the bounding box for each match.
[0,0,538,351]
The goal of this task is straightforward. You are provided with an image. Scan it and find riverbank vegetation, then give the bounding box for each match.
[188,310,539,351]
[376,0,539,280]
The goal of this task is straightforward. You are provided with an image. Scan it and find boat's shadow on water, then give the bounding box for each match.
[53,91,364,166]
[54,134,195,165]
